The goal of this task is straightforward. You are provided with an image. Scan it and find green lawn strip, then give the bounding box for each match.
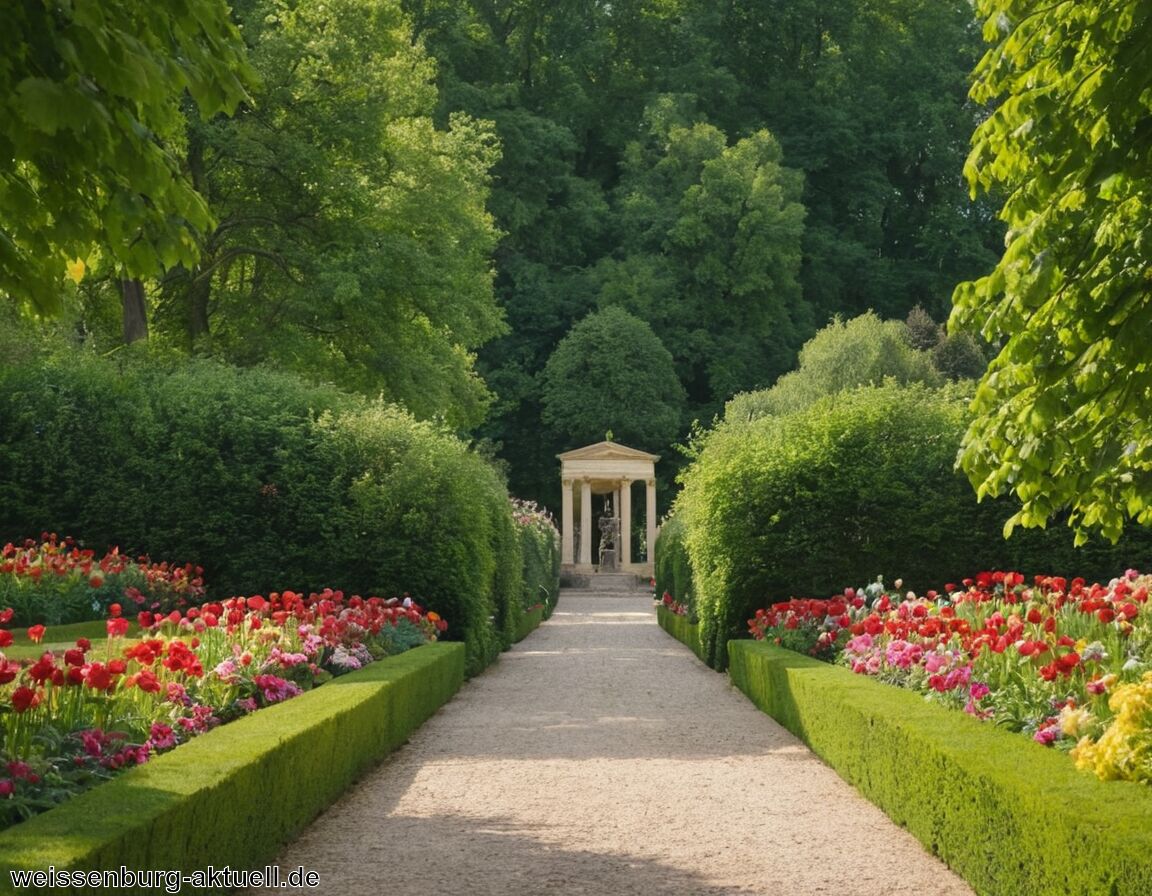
[4,621,144,661]
[513,605,545,643]
[0,641,465,894]
[655,605,709,664]
[728,641,1152,896]
[7,619,112,646]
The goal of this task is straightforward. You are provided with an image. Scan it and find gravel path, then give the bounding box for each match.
[252,590,974,896]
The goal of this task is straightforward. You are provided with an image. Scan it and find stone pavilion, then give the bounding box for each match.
[557,440,659,577]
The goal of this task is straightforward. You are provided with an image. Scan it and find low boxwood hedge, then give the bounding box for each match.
[728,641,1152,896]
[655,605,708,665]
[513,605,545,643]
[0,642,464,894]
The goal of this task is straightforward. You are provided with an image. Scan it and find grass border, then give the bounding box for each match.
[728,640,1152,896]
[0,642,464,894]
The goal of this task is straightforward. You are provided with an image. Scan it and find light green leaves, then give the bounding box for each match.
[953,0,1152,543]
[0,1,255,315]
[154,0,502,429]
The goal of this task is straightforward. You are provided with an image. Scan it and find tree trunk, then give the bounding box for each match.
[120,278,149,344]
[188,269,212,345]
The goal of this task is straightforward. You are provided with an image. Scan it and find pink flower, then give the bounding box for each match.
[253,674,302,704]
[147,723,177,751]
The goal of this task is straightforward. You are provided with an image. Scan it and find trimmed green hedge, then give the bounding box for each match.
[675,383,1152,670]
[729,641,1152,896]
[0,642,464,894]
[519,520,560,616]
[655,605,708,664]
[513,605,545,643]
[0,352,522,675]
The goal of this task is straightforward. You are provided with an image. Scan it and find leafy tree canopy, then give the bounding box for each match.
[725,311,942,423]
[0,1,255,315]
[540,306,685,451]
[175,0,504,429]
[597,111,810,415]
[52,0,505,430]
[952,0,1152,541]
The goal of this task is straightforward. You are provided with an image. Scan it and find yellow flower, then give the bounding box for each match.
[1078,676,1152,783]
[66,258,86,284]
[1059,705,1093,738]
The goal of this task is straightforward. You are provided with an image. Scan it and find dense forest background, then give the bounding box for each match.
[406,0,1002,505]
[4,0,1004,514]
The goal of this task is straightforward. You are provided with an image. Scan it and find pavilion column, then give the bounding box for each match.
[579,479,593,566]
[561,478,574,565]
[620,479,632,567]
[646,478,657,566]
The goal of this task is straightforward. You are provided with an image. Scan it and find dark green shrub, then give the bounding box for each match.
[678,382,1152,670]
[0,351,159,548]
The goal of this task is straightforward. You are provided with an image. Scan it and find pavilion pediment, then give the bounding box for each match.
[556,440,660,463]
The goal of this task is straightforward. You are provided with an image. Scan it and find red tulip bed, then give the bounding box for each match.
[0,578,447,830]
[749,569,1152,784]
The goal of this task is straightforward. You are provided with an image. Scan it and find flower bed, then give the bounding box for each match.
[0,534,204,626]
[748,570,1152,784]
[0,641,464,891]
[0,589,446,828]
[728,641,1152,896]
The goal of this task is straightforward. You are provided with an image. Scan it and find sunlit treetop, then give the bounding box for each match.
[0,2,255,314]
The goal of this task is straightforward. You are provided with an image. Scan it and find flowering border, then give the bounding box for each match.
[729,640,1152,896]
[0,643,464,883]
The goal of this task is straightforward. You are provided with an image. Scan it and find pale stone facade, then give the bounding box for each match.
[557,440,659,576]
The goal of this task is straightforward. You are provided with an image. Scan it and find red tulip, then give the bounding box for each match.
[10,686,40,712]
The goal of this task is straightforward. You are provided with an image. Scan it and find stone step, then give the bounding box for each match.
[560,572,650,592]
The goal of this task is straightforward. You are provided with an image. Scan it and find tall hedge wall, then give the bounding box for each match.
[0,350,525,675]
[676,382,1152,670]
[654,514,693,612]
[518,520,561,616]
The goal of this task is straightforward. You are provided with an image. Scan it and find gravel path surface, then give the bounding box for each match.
[252,590,975,896]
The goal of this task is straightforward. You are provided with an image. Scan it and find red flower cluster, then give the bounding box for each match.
[660,592,689,617]
[747,569,1152,776]
[135,589,448,644]
[0,533,206,624]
